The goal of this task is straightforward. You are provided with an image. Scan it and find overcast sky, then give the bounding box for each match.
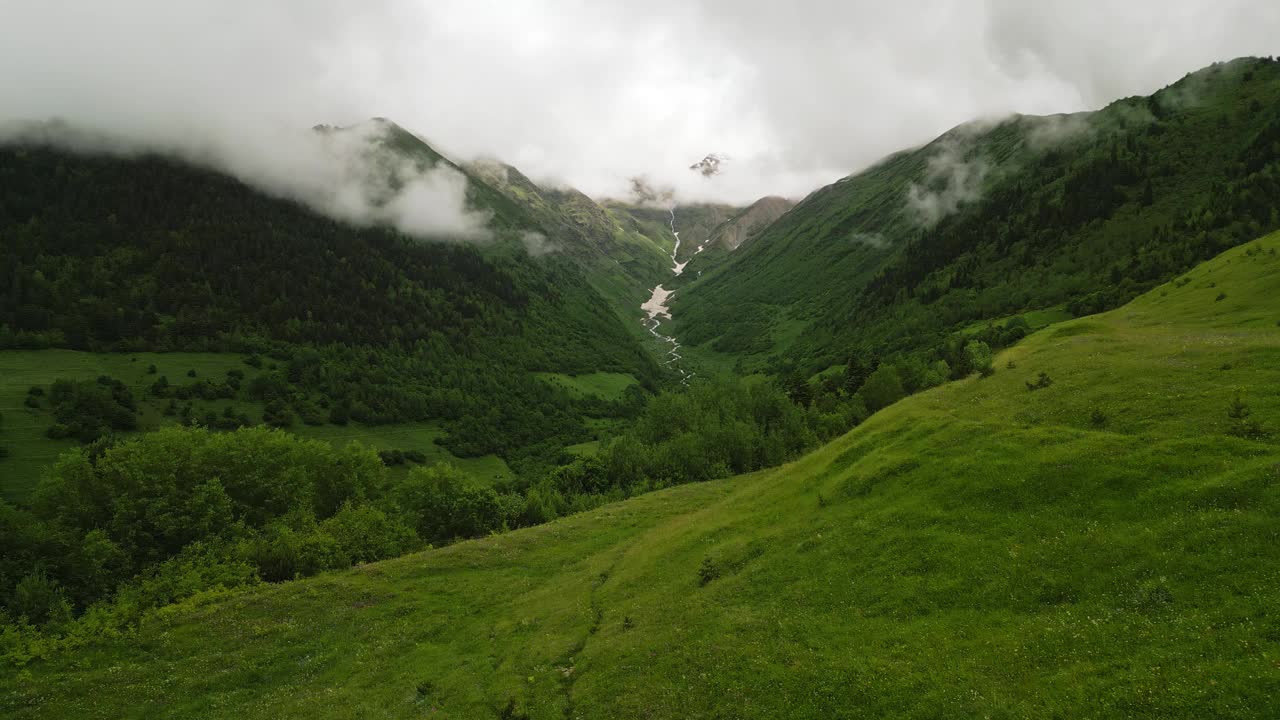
[1,1,1277,204]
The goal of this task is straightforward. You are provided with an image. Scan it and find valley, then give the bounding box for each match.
[1,33,1279,719]
[6,232,1279,718]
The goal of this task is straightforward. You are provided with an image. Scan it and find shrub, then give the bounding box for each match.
[698,556,721,586]
[1026,372,1054,391]
[861,364,905,412]
[7,572,72,626]
[964,340,994,377]
[1090,409,1108,427]
[1226,391,1268,439]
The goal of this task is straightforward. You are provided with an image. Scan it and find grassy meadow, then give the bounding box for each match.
[0,351,511,501]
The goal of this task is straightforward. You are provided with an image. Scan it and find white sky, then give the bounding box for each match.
[1,1,1277,204]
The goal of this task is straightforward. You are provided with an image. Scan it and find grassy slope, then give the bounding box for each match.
[0,350,511,501]
[7,235,1280,718]
[532,372,638,402]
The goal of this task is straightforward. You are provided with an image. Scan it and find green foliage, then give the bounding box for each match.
[43,377,137,443]
[697,556,721,586]
[861,364,905,412]
[963,340,994,377]
[393,464,508,545]
[1226,391,1268,439]
[7,572,71,627]
[1026,372,1054,392]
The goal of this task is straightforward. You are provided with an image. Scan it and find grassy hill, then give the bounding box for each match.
[7,232,1278,718]
[672,57,1280,370]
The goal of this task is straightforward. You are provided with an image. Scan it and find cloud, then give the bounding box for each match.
[626,176,676,208]
[906,135,990,227]
[850,232,889,249]
[1,116,491,240]
[1025,113,1095,149]
[1,1,1277,206]
[520,231,557,257]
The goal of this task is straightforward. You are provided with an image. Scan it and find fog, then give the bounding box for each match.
[2,1,1276,212]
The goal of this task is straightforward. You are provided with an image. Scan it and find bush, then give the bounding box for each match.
[964,340,994,377]
[1090,409,1108,427]
[7,572,72,626]
[320,503,416,565]
[861,365,906,412]
[394,464,507,544]
[1226,391,1268,439]
[1026,372,1054,391]
[698,556,721,586]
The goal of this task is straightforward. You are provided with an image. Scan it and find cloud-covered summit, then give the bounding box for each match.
[1,1,1275,205]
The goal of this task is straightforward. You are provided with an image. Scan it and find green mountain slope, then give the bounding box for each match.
[0,130,660,480]
[467,160,673,312]
[673,57,1280,369]
[10,232,1279,718]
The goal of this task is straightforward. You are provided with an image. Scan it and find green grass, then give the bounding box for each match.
[293,422,512,484]
[0,352,511,501]
[961,305,1076,336]
[532,372,638,401]
[565,439,601,457]
[6,235,1280,717]
[0,351,265,502]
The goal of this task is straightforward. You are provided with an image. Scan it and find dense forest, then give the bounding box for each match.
[0,144,661,466]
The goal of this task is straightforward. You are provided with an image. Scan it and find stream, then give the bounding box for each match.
[640,206,694,383]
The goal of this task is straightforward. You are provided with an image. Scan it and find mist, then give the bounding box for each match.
[2,1,1277,207]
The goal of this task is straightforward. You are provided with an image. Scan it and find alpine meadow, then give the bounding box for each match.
[2,3,1280,718]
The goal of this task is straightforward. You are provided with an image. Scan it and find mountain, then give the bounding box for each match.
[9,231,1279,718]
[676,195,796,280]
[671,57,1280,370]
[0,125,661,475]
[707,195,795,251]
[466,159,673,312]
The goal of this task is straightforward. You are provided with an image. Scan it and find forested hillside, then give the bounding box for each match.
[673,56,1280,372]
[0,137,660,468]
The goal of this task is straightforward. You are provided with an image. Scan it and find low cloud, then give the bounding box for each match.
[1025,112,1095,149]
[520,230,557,256]
[627,175,676,208]
[850,231,889,249]
[906,136,990,227]
[0,118,492,241]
